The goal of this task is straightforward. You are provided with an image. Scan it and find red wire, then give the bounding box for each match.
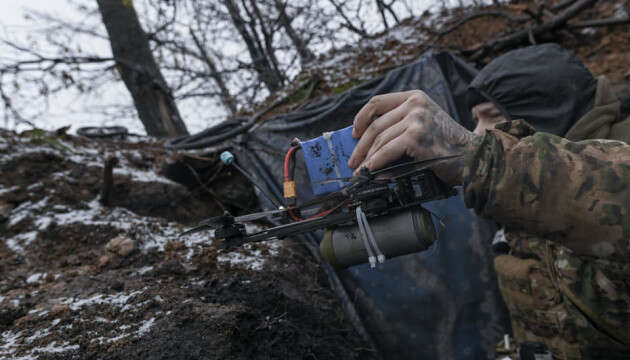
[284,146,297,182]
[289,207,335,222]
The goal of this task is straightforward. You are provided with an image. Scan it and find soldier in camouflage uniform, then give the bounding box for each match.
[348,44,630,359]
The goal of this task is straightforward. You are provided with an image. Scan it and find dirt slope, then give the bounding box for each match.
[0,129,376,359]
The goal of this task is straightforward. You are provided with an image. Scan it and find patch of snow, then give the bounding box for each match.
[67,154,101,167]
[614,3,629,18]
[0,147,63,167]
[61,289,143,311]
[26,182,43,191]
[34,341,79,354]
[0,330,22,357]
[104,332,130,343]
[137,317,155,336]
[0,185,20,196]
[8,196,49,227]
[35,216,53,230]
[317,52,355,68]
[190,279,206,287]
[51,170,72,180]
[218,251,266,270]
[217,240,280,271]
[90,316,157,344]
[35,198,146,232]
[26,328,51,343]
[113,166,178,185]
[27,308,49,317]
[51,319,61,327]
[5,231,38,254]
[26,272,47,284]
[136,266,154,275]
[52,204,70,212]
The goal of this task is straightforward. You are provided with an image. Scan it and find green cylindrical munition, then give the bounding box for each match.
[320,208,436,269]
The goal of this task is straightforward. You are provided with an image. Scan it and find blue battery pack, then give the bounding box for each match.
[299,125,358,195]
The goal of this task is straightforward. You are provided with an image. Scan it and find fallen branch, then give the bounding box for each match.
[466,0,598,60]
[550,0,579,11]
[567,16,630,29]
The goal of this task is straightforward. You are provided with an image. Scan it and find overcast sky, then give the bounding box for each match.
[0,1,198,135]
[0,1,444,136]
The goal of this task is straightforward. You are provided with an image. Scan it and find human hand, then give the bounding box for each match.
[347,90,479,185]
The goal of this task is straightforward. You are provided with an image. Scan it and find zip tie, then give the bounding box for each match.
[359,209,385,263]
[356,206,376,268]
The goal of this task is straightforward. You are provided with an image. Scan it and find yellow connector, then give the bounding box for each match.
[283,181,297,198]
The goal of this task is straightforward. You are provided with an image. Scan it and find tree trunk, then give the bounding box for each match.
[96,0,188,137]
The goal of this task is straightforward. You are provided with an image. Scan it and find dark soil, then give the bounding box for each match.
[0,129,376,359]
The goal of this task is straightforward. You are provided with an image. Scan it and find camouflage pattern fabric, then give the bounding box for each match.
[463,120,630,359]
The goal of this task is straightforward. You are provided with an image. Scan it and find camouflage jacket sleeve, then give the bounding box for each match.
[463,120,630,261]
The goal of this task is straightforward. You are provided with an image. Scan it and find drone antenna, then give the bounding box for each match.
[221,151,283,208]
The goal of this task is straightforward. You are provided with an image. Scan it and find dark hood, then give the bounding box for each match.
[467,43,597,136]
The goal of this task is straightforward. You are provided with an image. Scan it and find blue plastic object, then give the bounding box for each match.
[220,151,235,165]
[299,125,358,195]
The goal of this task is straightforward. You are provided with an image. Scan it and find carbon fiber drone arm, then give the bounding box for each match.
[183,168,456,250]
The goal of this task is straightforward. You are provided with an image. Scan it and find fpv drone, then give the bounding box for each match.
[181,142,459,255]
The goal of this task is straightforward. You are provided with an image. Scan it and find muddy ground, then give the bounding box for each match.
[1,1,629,358]
[0,129,377,359]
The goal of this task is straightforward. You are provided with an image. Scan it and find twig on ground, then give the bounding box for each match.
[183,162,227,211]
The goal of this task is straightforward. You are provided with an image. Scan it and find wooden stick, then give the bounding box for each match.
[100,156,118,206]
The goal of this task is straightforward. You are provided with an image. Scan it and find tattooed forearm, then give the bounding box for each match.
[350,90,479,185]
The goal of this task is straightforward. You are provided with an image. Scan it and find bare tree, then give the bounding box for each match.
[328,0,369,37]
[223,0,284,92]
[273,0,315,64]
[1,0,425,133]
[375,0,401,30]
[189,29,237,114]
[96,0,188,137]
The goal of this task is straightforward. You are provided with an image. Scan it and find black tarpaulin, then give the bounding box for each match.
[229,52,510,359]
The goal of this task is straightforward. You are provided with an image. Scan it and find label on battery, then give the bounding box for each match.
[299,125,358,195]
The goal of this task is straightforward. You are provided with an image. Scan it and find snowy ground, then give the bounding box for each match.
[0,129,370,359]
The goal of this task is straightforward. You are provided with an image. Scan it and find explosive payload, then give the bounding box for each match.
[181,126,459,268]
